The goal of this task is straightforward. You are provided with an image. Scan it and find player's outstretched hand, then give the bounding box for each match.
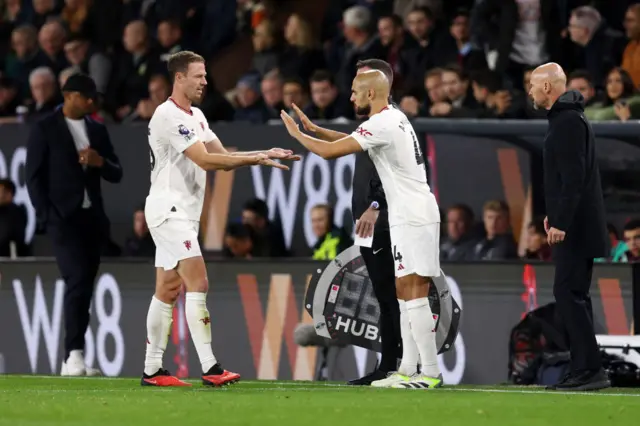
[281,110,302,139]
[267,147,302,161]
[292,103,317,133]
[254,153,290,170]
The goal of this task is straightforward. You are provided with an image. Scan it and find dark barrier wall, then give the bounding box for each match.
[1,122,638,255]
[0,260,634,384]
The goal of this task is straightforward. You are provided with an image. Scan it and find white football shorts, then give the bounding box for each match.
[149,219,202,270]
[389,223,441,278]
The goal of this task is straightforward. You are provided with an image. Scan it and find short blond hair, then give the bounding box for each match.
[483,200,509,214]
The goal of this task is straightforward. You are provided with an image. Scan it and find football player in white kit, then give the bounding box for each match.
[281,70,443,389]
[142,51,299,387]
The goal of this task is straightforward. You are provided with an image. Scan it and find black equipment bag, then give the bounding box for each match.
[508,303,569,385]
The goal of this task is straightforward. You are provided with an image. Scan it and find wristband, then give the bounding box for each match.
[370,201,380,210]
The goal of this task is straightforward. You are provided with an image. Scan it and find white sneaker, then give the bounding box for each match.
[392,373,444,389]
[60,350,102,377]
[371,372,413,388]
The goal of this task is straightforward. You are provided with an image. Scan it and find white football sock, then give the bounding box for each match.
[406,297,441,378]
[397,299,419,376]
[144,296,173,376]
[185,292,218,373]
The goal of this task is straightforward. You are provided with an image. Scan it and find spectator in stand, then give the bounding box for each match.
[304,70,351,120]
[310,204,353,261]
[585,67,640,122]
[400,6,453,92]
[470,200,518,260]
[157,19,185,63]
[394,0,443,21]
[566,70,598,108]
[399,67,449,118]
[122,205,155,257]
[198,74,236,122]
[0,178,29,257]
[63,35,111,95]
[430,64,480,117]
[596,223,628,262]
[251,18,280,77]
[470,69,524,118]
[440,204,478,261]
[109,20,162,121]
[1,0,30,31]
[282,76,309,117]
[260,69,285,120]
[241,198,289,257]
[476,0,561,90]
[334,6,384,95]
[58,66,77,89]
[622,4,640,87]
[233,73,270,124]
[123,74,170,122]
[32,0,61,30]
[223,223,255,259]
[279,14,325,83]
[618,219,640,263]
[0,77,20,117]
[443,8,487,73]
[199,0,237,58]
[566,6,626,91]
[61,0,92,38]
[5,25,48,99]
[377,14,415,94]
[27,66,61,120]
[38,20,69,75]
[522,218,551,261]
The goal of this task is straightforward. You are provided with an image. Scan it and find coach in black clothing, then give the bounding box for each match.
[26,74,122,375]
[529,63,610,391]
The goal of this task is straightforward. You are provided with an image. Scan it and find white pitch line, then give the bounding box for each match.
[0,387,350,394]
[3,377,640,397]
[438,387,640,398]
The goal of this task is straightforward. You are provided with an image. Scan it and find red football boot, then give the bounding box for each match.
[141,369,192,387]
[202,364,241,387]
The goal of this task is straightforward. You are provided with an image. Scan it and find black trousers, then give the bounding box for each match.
[360,227,402,372]
[49,208,103,360]
[552,248,601,373]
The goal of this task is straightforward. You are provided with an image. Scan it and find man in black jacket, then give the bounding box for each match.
[291,59,403,386]
[26,74,122,376]
[529,62,610,391]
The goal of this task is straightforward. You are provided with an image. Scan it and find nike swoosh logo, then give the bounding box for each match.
[373,248,383,254]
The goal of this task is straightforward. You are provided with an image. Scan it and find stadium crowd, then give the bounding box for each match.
[1,0,640,263]
[1,1,640,123]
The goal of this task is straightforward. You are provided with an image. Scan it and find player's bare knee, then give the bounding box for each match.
[155,268,182,304]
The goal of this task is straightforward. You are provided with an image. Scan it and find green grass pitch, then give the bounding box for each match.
[1,376,639,425]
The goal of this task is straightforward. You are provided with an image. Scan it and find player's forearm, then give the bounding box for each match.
[230,150,266,156]
[202,153,258,171]
[295,133,335,159]
[314,127,348,142]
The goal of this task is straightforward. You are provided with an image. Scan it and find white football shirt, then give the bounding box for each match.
[145,98,217,227]
[351,106,440,227]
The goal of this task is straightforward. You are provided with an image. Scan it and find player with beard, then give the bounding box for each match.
[281,70,443,389]
[293,59,405,386]
[142,51,300,387]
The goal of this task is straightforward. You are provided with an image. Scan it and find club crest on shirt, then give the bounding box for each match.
[178,124,196,142]
[178,124,190,135]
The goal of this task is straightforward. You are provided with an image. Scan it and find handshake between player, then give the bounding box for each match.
[141,51,299,387]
